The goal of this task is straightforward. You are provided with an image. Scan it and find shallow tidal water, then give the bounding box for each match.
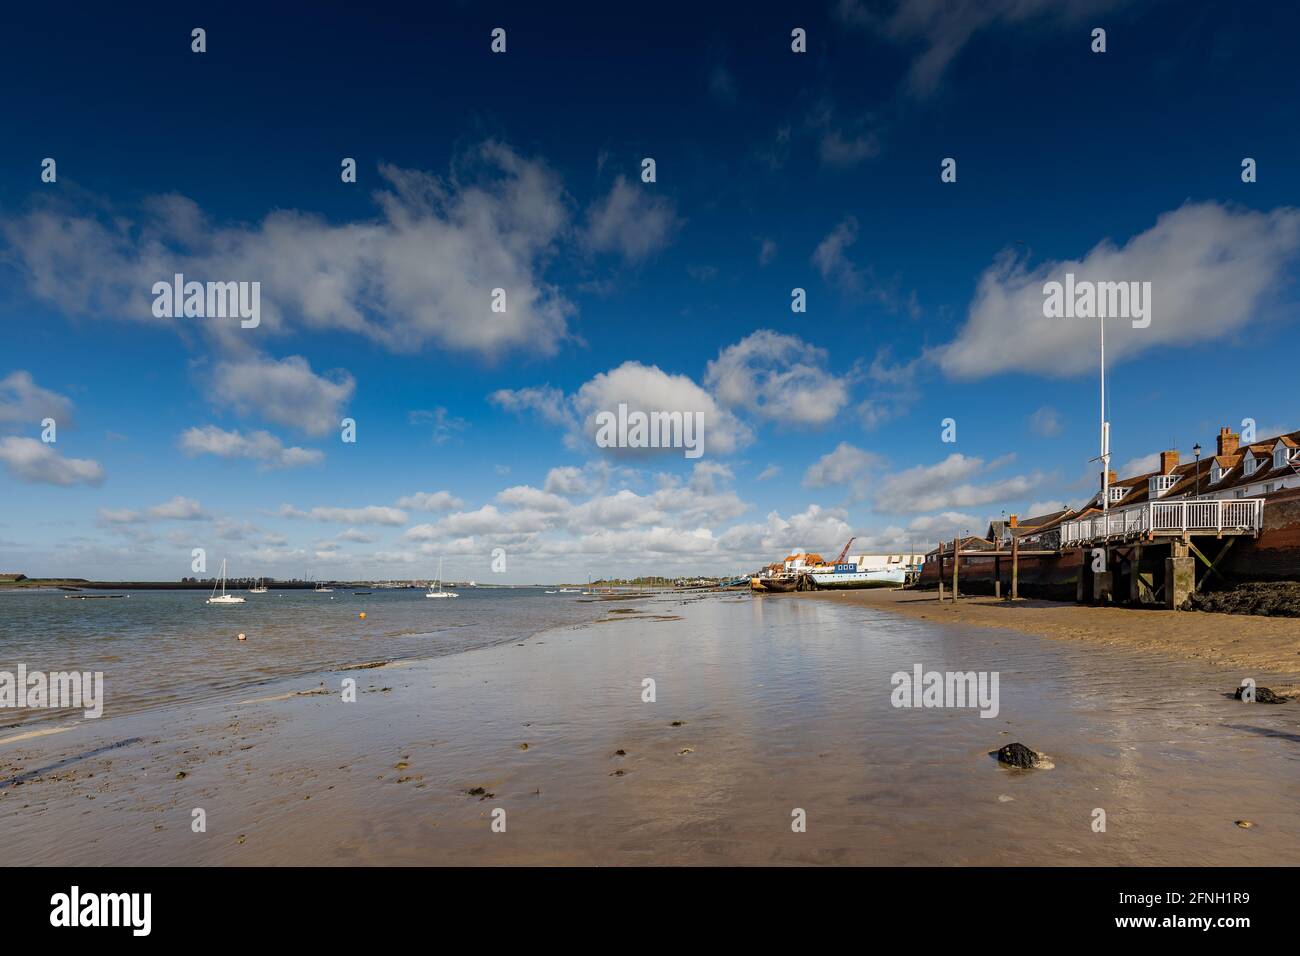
[0,591,1296,865]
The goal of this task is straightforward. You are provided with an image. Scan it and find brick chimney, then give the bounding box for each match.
[1107,470,1117,485]
[1009,514,1018,528]
[1160,450,1179,474]
[1217,426,1239,457]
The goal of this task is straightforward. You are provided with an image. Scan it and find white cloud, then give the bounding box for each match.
[584,176,680,262]
[496,485,571,512]
[935,202,1300,379]
[1116,453,1160,477]
[489,385,573,428]
[573,361,752,458]
[803,442,886,501]
[179,425,323,469]
[395,490,464,511]
[874,453,1040,513]
[756,464,781,481]
[211,355,354,438]
[1028,406,1063,438]
[544,465,598,496]
[278,504,407,525]
[719,504,854,558]
[1,142,575,358]
[99,495,205,524]
[812,216,864,292]
[0,437,104,486]
[0,371,75,429]
[705,330,851,426]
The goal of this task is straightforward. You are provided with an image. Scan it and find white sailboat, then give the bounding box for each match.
[249,577,268,594]
[207,560,246,605]
[425,558,459,599]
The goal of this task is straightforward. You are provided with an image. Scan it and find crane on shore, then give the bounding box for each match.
[833,537,857,565]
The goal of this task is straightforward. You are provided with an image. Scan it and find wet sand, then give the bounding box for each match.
[1,593,1296,865]
[797,588,1300,688]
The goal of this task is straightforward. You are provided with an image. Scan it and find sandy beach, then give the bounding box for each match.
[798,589,1300,688]
[2,590,1297,866]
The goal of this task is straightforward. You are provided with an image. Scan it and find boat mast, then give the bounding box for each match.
[1099,315,1110,514]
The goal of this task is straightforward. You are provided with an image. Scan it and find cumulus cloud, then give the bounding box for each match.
[179,425,323,469]
[99,495,205,524]
[0,436,104,486]
[489,385,573,428]
[1116,453,1160,477]
[395,491,464,511]
[496,485,571,512]
[211,355,354,438]
[0,371,75,429]
[935,202,1300,379]
[584,176,680,262]
[574,361,752,457]
[803,441,886,501]
[278,504,407,525]
[499,363,752,459]
[705,330,851,426]
[0,142,575,358]
[719,504,854,557]
[874,453,1040,513]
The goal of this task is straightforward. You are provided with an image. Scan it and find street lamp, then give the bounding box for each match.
[1193,442,1202,498]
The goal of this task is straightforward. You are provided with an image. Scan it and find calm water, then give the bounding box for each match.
[1,592,1297,864]
[0,587,612,728]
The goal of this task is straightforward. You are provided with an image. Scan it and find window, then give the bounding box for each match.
[1244,455,1258,476]
[1265,483,1276,494]
[1210,462,1223,484]
[1149,474,1178,497]
[1108,486,1125,502]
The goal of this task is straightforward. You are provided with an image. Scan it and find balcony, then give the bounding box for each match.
[1060,499,1264,547]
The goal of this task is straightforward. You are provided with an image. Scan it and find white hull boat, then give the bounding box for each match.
[806,567,906,590]
[207,560,246,604]
[425,557,459,599]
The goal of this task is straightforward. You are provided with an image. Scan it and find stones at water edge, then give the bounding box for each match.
[991,742,1040,769]
[1233,685,1290,703]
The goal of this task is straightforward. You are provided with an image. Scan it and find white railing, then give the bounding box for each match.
[1059,499,1264,546]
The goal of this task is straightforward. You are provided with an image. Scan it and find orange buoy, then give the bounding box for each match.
[237,633,247,641]
[359,612,366,620]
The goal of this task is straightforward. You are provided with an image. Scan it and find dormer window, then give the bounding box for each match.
[1244,454,1259,476]
[1274,445,1293,469]
[1107,486,1125,502]
[1210,462,1223,484]
[1149,474,1178,497]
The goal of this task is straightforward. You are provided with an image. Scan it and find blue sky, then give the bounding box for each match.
[1,0,1298,582]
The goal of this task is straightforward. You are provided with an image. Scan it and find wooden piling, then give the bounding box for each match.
[937,539,945,602]
[1011,533,1019,600]
[951,537,959,600]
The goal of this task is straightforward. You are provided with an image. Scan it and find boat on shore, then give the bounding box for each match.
[805,566,906,589]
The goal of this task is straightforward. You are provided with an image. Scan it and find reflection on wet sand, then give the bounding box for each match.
[0,593,1296,865]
